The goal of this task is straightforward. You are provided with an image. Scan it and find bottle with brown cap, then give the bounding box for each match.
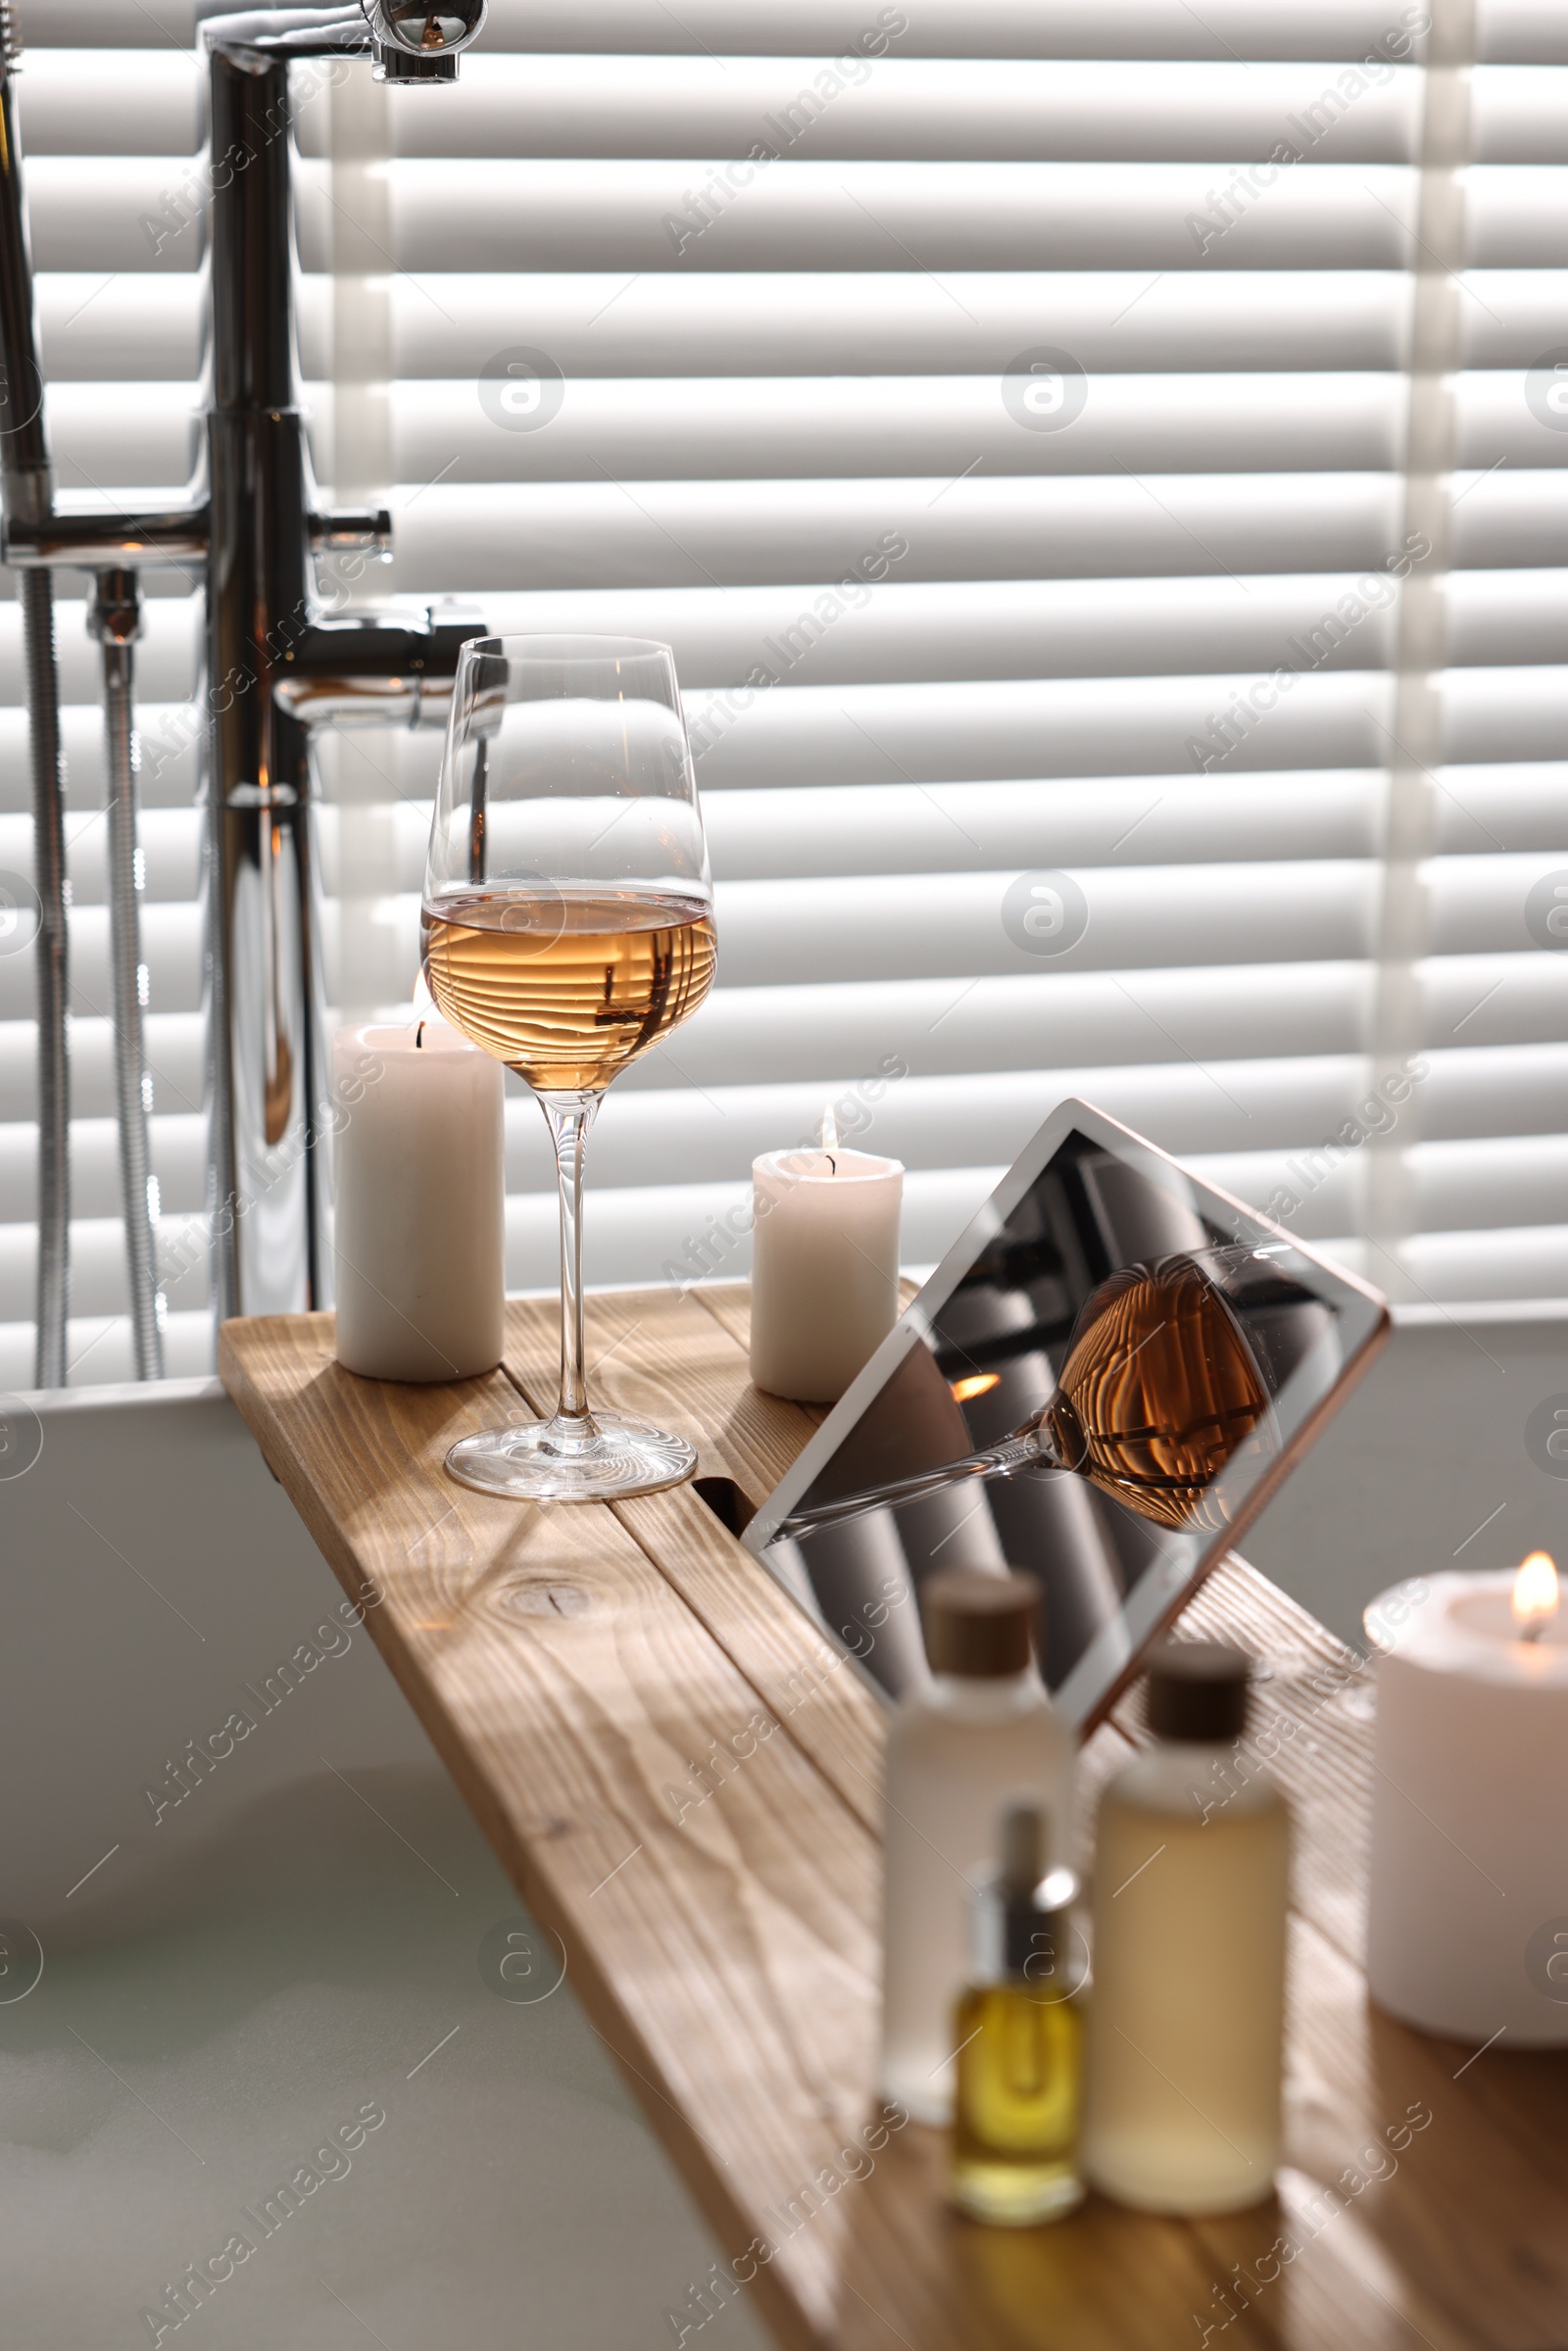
[880,1570,1072,2126]
[1083,1641,1289,2213]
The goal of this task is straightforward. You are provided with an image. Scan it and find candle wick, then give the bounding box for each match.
[1522,1618,1547,1644]
[826,1153,837,1174]
[416,1021,425,1050]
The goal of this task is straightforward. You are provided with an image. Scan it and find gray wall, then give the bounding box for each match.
[1244,1303,1568,1651]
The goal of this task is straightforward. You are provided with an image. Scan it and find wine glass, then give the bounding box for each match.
[421,635,715,1500]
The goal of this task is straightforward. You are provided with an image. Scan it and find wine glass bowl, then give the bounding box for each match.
[422,888,715,1095]
[1036,1252,1276,1533]
[421,635,714,1500]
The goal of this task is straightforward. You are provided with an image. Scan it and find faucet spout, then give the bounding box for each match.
[199,2,487,78]
[368,1,488,81]
[273,613,487,729]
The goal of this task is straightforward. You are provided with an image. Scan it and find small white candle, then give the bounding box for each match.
[331,1017,506,1383]
[749,1110,904,1403]
[1365,1556,1568,2045]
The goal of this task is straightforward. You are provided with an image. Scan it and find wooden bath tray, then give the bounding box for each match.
[220,1283,1568,2351]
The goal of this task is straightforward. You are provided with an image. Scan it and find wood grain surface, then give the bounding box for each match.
[504,1287,888,1826]
[220,1291,1568,2351]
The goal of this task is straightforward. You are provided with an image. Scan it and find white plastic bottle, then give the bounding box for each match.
[1083,1640,1289,2214]
[880,1570,1074,2126]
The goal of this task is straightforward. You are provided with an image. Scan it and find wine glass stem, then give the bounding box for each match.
[542,1091,601,1427]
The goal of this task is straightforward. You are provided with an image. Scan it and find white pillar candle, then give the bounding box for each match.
[331,1019,506,1383]
[1364,1557,1568,2045]
[749,1120,904,1403]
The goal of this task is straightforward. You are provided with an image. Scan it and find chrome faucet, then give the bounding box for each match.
[0,0,488,1383]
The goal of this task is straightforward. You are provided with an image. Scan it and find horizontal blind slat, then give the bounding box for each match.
[373,269,1412,374]
[686,672,1392,776]
[16,52,198,155]
[0,1015,206,1127]
[482,1051,1568,1195]
[406,1,1440,62]
[392,475,1405,588]
[589,965,1379,1083]
[317,772,1384,886]
[0,906,204,1021]
[288,55,1423,164]
[351,579,1401,683]
[374,373,1404,483]
[297,157,1424,274]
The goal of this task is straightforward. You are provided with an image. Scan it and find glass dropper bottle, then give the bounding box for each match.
[949,1801,1086,2226]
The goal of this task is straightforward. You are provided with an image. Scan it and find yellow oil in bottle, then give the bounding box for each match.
[949,1806,1086,2226]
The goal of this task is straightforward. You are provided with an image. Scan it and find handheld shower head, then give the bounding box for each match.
[363,0,486,79]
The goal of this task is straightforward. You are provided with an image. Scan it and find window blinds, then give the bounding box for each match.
[3,0,1566,1386]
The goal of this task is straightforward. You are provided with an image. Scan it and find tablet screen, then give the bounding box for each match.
[744,1102,1387,1730]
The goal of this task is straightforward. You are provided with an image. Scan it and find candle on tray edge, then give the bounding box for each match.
[1365,1553,1568,2045]
[331,1009,506,1383]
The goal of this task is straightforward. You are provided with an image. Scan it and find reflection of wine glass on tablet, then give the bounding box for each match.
[781,1249,1278,1540]
[421,635,714,1502]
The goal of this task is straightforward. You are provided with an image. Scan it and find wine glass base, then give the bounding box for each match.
[444,1412,697,1503]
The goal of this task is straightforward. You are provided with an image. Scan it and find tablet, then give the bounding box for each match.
[743,1098,1389,1734]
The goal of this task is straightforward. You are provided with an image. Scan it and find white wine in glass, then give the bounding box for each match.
[421,636,715,1500]
[421,891,715,1092]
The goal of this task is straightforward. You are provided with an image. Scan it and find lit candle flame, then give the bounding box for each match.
[821,1104,839,1166]
[412,971,437,1023]
[1512,1550,1559,1643]
[951,1372,1002,1404]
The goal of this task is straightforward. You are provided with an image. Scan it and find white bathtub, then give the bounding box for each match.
[0,1378,766,2351]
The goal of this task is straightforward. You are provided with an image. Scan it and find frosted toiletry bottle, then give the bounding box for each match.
[1083,1640,1289,2214]
[880,1570,1073,2126]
